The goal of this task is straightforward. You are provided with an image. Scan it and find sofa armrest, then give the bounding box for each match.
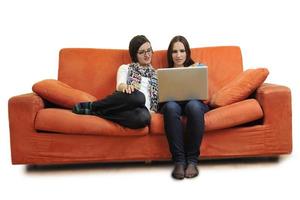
[255,83,292,125]
[8,93,45,137]
[8,93,45,164]
[255,83,292,153]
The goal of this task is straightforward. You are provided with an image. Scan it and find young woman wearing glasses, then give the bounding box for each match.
[73,35,158,129]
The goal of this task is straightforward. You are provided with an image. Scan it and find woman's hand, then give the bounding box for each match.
[191,62,199,67]
[118,83,135,94]
[124,84,135,94]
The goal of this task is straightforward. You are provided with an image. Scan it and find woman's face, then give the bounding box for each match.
[137,42,152,66]
[172,41,186,67]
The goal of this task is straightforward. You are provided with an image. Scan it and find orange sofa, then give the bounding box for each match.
[8,46,292,165]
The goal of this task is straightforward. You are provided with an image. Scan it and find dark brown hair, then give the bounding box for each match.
[129,35,151,63]
[167,35,194,68]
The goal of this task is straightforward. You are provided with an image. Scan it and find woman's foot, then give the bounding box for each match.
[171,163,185,180]
[185,163,199,178]
[72,102,92,114]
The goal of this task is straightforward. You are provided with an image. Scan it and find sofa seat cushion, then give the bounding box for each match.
[35,108,148,136]
[150,99,263,135]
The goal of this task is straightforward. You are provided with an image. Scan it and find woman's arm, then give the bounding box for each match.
[116,65,135,94]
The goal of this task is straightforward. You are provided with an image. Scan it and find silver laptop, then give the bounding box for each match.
[157,66,208,103]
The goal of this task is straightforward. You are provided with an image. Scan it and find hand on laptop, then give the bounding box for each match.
[190,62,204,67]
[191,63,199,67]
[191,62,206,67]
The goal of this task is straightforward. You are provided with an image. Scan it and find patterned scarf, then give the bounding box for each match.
[127,63,158,112]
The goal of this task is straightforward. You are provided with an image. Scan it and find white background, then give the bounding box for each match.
[1,0,299,199]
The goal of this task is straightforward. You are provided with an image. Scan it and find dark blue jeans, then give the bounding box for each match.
[160,100,209,165]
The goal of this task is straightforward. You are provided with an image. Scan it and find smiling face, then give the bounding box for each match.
[136,42,152,66]
[171,42,187,67]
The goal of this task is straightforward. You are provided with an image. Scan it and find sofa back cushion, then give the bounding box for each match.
[58,46,243,99]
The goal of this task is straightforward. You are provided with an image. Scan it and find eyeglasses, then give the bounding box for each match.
[137,47,153,55]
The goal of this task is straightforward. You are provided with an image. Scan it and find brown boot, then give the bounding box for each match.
[185,163,199,178]
[171,163,185,180]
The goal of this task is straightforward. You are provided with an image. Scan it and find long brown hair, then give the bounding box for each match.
[167,35,194,68]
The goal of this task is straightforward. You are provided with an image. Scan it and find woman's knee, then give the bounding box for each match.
[162,101,181,115]
[185,100,208,115]
[132,108,151,128]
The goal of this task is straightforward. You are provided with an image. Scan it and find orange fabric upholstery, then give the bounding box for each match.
[58,47,243,99]
[210,68,269,107]
[204,99,263,131]
[150,99,263,135]
[58,49,131,99]
[35,108,148,136]
[190,47,243,99]
[32,79,97,108]
[255,83,292,152]
[8,47,292,165]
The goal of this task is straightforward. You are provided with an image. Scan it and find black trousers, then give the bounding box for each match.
[90,90,150,129]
